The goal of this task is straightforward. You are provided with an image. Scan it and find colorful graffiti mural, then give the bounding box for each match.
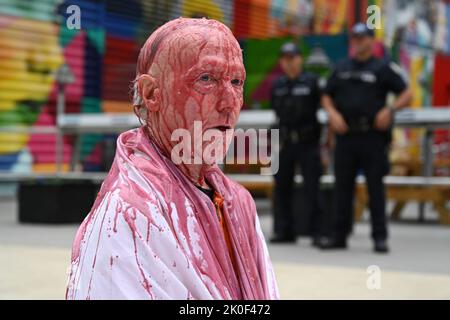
[378,0,448,170]
[0,0,449,173]
[0,1,64,172]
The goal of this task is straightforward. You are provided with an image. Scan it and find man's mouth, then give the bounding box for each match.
[216,125,232,132]
[209,125,232,132]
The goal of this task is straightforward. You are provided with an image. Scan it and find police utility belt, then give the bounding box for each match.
[344,116,373,133]
[279,125,318,144]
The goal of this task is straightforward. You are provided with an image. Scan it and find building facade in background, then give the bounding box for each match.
[0,0,449,173]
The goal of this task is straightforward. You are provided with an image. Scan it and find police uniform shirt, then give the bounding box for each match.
[271,72,321,130]
[324,57,407,121]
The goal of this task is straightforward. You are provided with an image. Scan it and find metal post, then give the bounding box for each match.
[419,128,434,221]
[71,135,81,171]
[55,83,65,173]
[54,64,75,173]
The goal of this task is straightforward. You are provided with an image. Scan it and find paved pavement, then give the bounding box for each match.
[1,196,449,299]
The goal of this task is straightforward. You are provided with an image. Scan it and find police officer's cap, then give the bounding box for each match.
[279,42,301,56]
[351,23,375,38]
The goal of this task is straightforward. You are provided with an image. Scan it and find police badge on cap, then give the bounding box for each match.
[279,42,301,56]
[351,22,375,37]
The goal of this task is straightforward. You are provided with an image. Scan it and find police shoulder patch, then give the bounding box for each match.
[389,62,403,76]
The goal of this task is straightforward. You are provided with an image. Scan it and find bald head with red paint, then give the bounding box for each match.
[133,18,245,187]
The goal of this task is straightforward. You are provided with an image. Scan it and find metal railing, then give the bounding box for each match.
[1,107,450,180]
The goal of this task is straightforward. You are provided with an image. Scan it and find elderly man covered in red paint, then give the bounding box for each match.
[66,18,279,300]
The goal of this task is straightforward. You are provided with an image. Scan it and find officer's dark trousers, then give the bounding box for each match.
[274,141,323,238]
[333,132,389,241]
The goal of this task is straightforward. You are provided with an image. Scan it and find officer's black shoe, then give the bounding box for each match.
[311,236,322,247]
[270,234,296,244]
[374,239,389,253]
[319,237,347,250]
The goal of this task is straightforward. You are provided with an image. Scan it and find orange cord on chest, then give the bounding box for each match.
[213,191,238,272]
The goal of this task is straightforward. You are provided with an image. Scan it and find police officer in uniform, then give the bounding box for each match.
[321,23,412,253]
[270,42,324,245]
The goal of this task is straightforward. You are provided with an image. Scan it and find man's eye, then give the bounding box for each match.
[231,78,243,86]
[199,74,212,82]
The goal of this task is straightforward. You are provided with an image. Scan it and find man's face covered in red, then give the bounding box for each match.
[135,18,245,186]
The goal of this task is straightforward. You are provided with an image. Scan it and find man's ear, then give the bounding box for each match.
[138,74,161,112]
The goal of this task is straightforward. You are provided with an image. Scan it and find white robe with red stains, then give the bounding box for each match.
[66,127,279,300]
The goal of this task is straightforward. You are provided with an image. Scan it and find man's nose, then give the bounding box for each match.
[216,81,240,113]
